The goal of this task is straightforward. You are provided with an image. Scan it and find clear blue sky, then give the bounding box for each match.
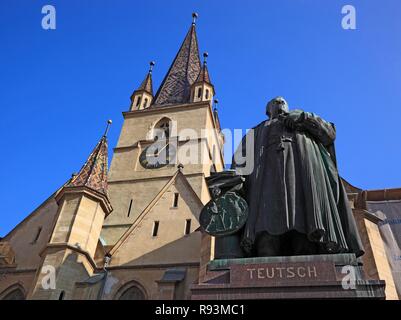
[1,0,400,236]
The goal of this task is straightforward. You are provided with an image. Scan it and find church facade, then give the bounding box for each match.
[0,15,399,300]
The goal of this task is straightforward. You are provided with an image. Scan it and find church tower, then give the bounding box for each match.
[29,124,113,300]
[101,14,224,283]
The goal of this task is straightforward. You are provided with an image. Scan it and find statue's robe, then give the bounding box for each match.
[232,110,364,257]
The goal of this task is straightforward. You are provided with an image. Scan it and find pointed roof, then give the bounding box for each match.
[153,22,201,106]
[195,62,211,84]
[67,134,109,198]
[136,72,153,95]
[133,61,155,96]
[194,52,212,85]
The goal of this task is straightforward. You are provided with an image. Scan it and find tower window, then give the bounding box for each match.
[173,193,179,208]
[197,87,202,98]
[185,219,191,235]
[32,227,42,244]
[153,118,171,140]
[205,89,210,100]
[152,221,159,237]
[136,96,142,107]
[143,98,148,109]
[127,199,133,218]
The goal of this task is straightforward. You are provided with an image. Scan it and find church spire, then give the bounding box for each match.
[130,61,155,111]
[153,13,201,106]
[190,52,215,104]
[67,121,111,198]
[195,52,212,84]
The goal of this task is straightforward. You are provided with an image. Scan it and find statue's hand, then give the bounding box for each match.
[283,116,296,130]
[282,111,305,130]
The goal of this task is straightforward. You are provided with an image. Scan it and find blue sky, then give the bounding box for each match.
[0,0,400,236]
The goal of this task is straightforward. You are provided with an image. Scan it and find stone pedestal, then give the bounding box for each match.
[191,254,386,299]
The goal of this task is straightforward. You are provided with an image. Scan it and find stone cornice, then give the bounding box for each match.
[122,101,209,118]
[108,172,205,185]
[107,261,200,270]
[55,186,113,216]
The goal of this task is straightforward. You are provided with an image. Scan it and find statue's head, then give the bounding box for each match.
[266,96,289,119]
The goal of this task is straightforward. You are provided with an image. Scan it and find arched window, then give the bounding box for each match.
[0,285,25,300]
[118,286,146,300]
[205,89,210,100]
[143,98,148,109]
[153,117,171,140]
[197,87,202,98]
[136,96,142,107]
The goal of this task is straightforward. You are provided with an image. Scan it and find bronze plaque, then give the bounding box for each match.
[199,192,248,236]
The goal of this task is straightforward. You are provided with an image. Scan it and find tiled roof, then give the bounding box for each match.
[136,72,153,96]
[68,135,109,197]
[153,24,201,106]
[195,62,211,84]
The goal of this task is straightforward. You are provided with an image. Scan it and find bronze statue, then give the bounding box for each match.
[200,97,364,258]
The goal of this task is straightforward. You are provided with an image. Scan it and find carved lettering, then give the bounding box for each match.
[231,262,335,285]
[247,268,256,280]
[287,267,295,278]
[308,266,318,278]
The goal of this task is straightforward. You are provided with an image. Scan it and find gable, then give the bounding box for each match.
[109,173,203,267]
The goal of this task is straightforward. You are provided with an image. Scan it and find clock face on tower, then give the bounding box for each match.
[139,141,177,169]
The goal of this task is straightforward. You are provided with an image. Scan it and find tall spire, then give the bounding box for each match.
[153,13,201,106]
[67,121,111,197]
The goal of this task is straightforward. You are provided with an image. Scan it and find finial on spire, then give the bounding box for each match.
[192,12,198,25]
[213,99,219,111]
[149,61,155,74]
[203,52,208,64]
[104,119,112,137]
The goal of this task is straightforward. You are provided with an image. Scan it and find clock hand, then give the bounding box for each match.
[156,142,169,157]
